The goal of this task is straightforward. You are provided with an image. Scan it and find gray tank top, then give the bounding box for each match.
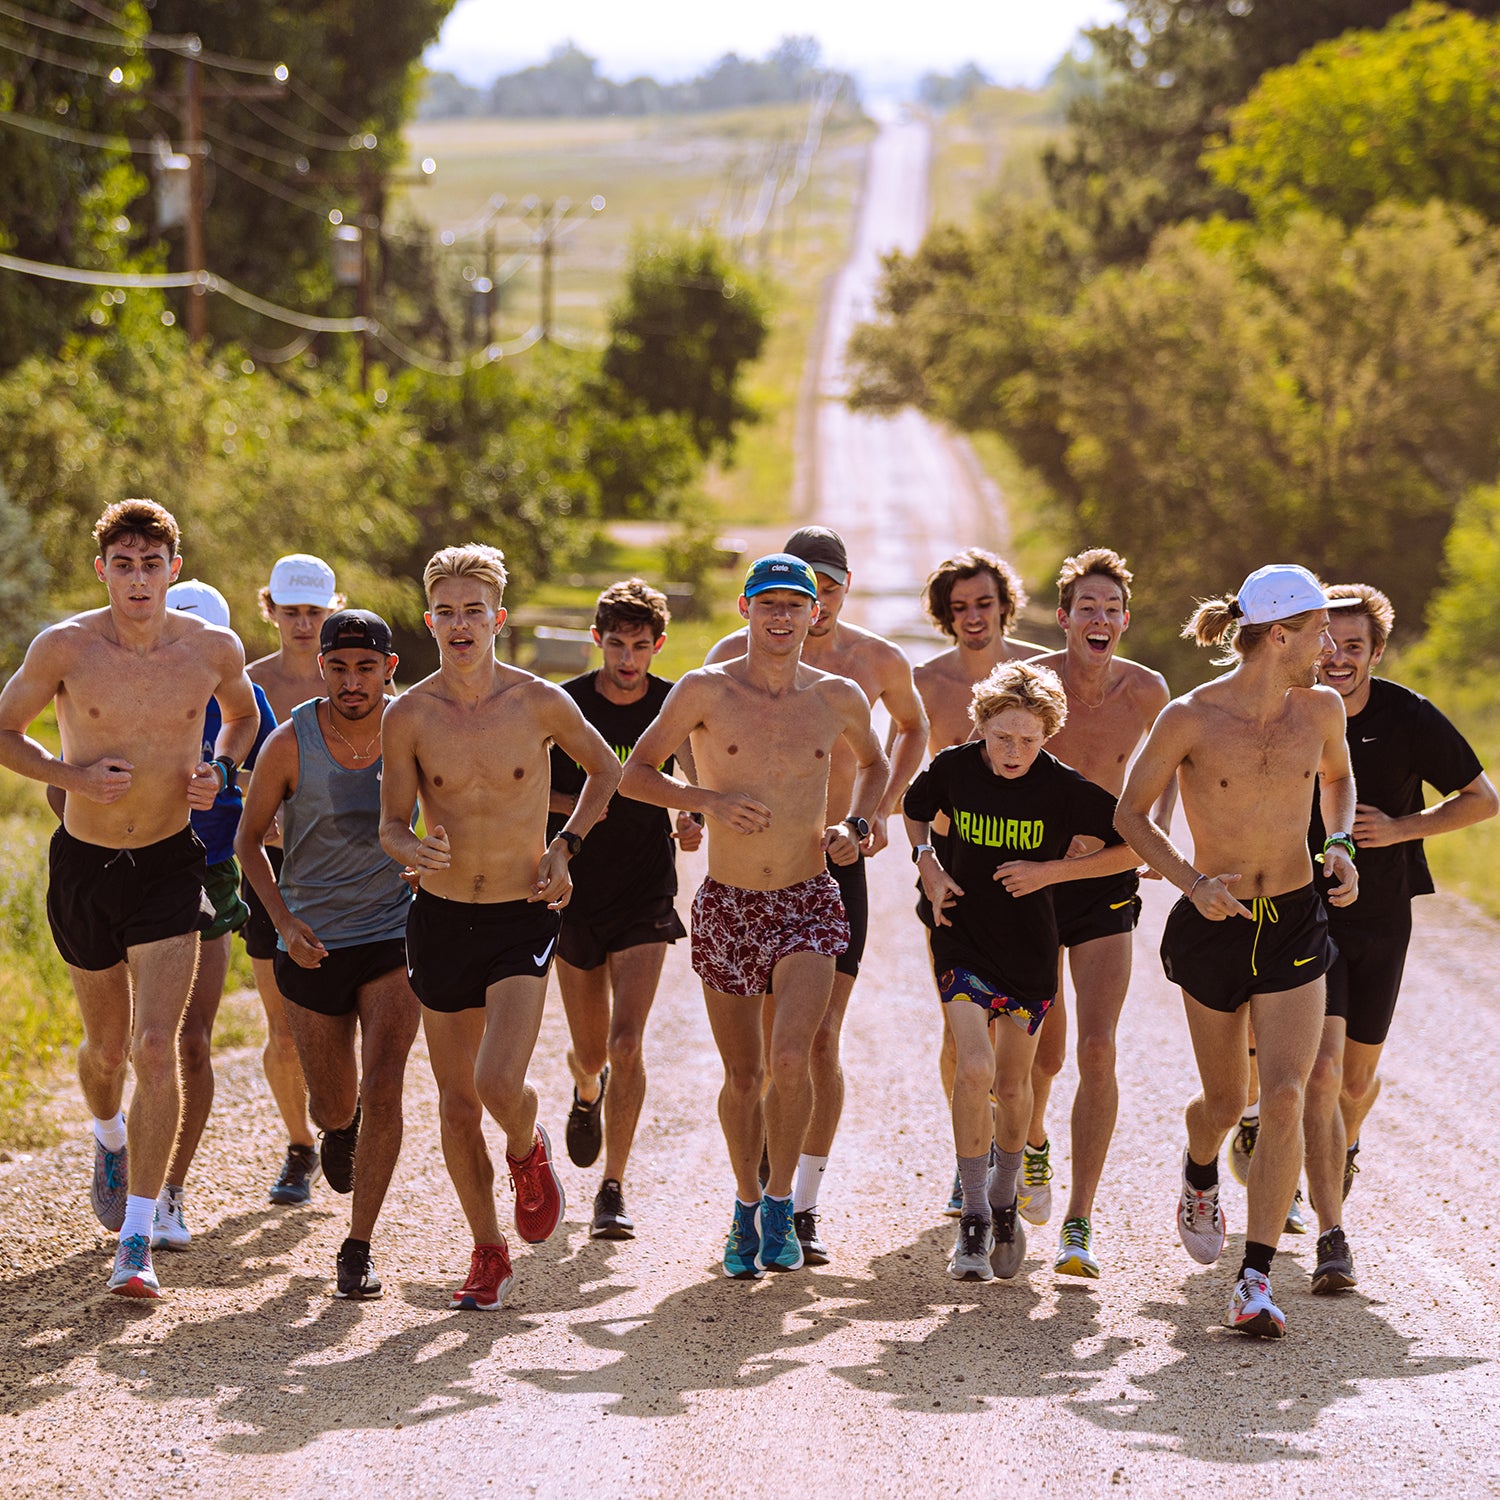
[277,700,410,949]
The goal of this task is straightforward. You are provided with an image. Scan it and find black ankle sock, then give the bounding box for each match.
[1240,1240,1275,1278]
[1184,1153,1219,1191]
[340,1237,371,1257]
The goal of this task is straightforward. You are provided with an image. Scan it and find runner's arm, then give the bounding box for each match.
[994,842,1140,896]
[826,678,889,861]
[620,675,727,818]
[378,701,443,871]
[543,687,623,844]
[873,649,928,851]
[1353,770,1498,847]
[208,633,261,767]
[233,724,326,965]
[0,627,132,801]
[1316,699,1358,905]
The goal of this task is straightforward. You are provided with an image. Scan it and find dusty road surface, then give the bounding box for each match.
[5,121,1500,1500]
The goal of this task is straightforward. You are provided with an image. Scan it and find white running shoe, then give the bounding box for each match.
[151,1186,191,1250]
[1176,1149,1226,1265]
[1283,1187,1308,1235]
[1225,1269,1285,1338]
[947,1214,994,1281]
[1054,1216,1101,1279]
[1018,1141,1053,1226]
[1229,1114,1258,1186]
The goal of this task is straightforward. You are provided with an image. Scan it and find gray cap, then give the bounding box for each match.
[784,526,849,585]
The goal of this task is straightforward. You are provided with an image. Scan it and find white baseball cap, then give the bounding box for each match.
[166,579,231,630]
[268,553,338,608]
[1235,564,1360,627]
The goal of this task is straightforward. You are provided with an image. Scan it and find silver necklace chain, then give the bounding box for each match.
[324,703,381,761]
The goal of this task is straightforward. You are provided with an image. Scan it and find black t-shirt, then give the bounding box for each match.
[549,672,678,922]
[904,743,1123,1002]
[1309,677,1483,925]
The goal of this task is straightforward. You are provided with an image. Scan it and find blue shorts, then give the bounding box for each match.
[937,963,1053,1036]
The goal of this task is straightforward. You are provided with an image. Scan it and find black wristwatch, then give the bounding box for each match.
[211,755,238,790]
[842,815,870,841]
[555,829,583,858]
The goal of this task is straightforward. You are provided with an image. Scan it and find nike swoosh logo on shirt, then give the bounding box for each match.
[1293,956,1318,967]
[533,937,556,968]
[1108,899,1134,910]
[1361,736,1377,743]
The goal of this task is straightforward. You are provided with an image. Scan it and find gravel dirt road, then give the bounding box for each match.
[4,118,1498,1500]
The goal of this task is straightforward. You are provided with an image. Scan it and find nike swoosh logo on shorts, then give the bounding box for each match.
[533,937,556,968]
[1109,899,1133,910]
[1293,956,1318,967]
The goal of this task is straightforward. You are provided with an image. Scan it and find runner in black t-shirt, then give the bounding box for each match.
[903,662,1137,1284]
[547,580,702,1240]
[1294,585,1495,1295]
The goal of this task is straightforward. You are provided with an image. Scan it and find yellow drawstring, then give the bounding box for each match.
[1249,897,1279,977]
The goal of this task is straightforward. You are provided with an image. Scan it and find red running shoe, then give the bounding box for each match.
[451,1241,514,1311]
[507,1124,566,1243]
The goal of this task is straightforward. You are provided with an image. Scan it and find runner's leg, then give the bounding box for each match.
[1340,1038,1384,1144]
[1244,982,1325,1246]
[557,955,609,1106]
[1303,1014,1348,1232]
[1180,994,1252,1172]
[947,1001,997,1157]
[600,941,668,1184]
[163,933,231,1187]
[423,1005,502,1245]
[704,985,769,1204]
[804,970,854,1156]
[347,968,420,1241]
[760,951,835,1198]
[252,955,315,1149]
[475,973,548,1157]
[1027,956,1066,1148]
[72,961,133,1127]
[1064,932,1131,1220]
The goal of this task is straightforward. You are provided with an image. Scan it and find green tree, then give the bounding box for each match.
[0,0,151,370]
[1049,204,1500,668]
[1205,4,1500,226]
[1046,1,1500,262]
[602,234,770,461]
[0,476,50,676]
[1406,480,1500,679]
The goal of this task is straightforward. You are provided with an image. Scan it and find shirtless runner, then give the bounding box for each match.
[0,500,259,1298]
[242,553,348,1205]
[620,553,887,1278]
[704,526,927,1263]
[1023,549,1172,1279]
[1115,564,1359,1338]
[380,545,621,1311]
[907,548,1044,1215]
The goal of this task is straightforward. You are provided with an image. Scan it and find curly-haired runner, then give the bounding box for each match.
[1115,563,1360,1339]
[903,660,1137,1287]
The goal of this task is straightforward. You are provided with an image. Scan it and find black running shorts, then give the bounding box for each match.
[557,892,686,971]
[1054,867,1141,949]
[1323,908,1413,1048]
[406,889,562,1013]
[202,856,251,943]
[826,852,868,978]
[47,824,212,972]
[1160,881,1338,1013]
[274,936,409,1019]
[239,845,284,960]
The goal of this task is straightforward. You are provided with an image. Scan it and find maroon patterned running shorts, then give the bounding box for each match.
[691,872,849,997]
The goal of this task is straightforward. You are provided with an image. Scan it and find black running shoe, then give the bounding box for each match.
[1342,1139,1360,1200]
[268,1142,321,1205]
[590,1178,635,1240]
[334,1240,382,1300]
[1311,1227,1357,1295]
[794,1209,828,1266]
[565,1064,608,1168]
[319,1101,361,1195]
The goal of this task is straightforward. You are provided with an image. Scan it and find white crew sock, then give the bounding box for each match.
[793,1154,829,1213]
[120,1194,155,1242]
[93,1112,127,1152]
[1240,1101,1260,1123]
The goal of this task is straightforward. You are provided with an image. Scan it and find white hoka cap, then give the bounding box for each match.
[268,553,338,608]
[1235,564,1360,627]
[166,578,231,629]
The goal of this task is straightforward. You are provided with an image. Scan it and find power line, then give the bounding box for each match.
[236,92,374,153]
[67,0,134,32]
[0,101,156,152]
[0,25,142,79]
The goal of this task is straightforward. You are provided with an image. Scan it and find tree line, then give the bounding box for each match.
[848,2,1500,684]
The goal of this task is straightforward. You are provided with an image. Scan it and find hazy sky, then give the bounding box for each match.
[425,1,1125,92]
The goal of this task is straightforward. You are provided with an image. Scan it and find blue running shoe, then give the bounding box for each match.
[757,1194,804,1272]
[91,1132,128,1232]
[724,1200,764,1280]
